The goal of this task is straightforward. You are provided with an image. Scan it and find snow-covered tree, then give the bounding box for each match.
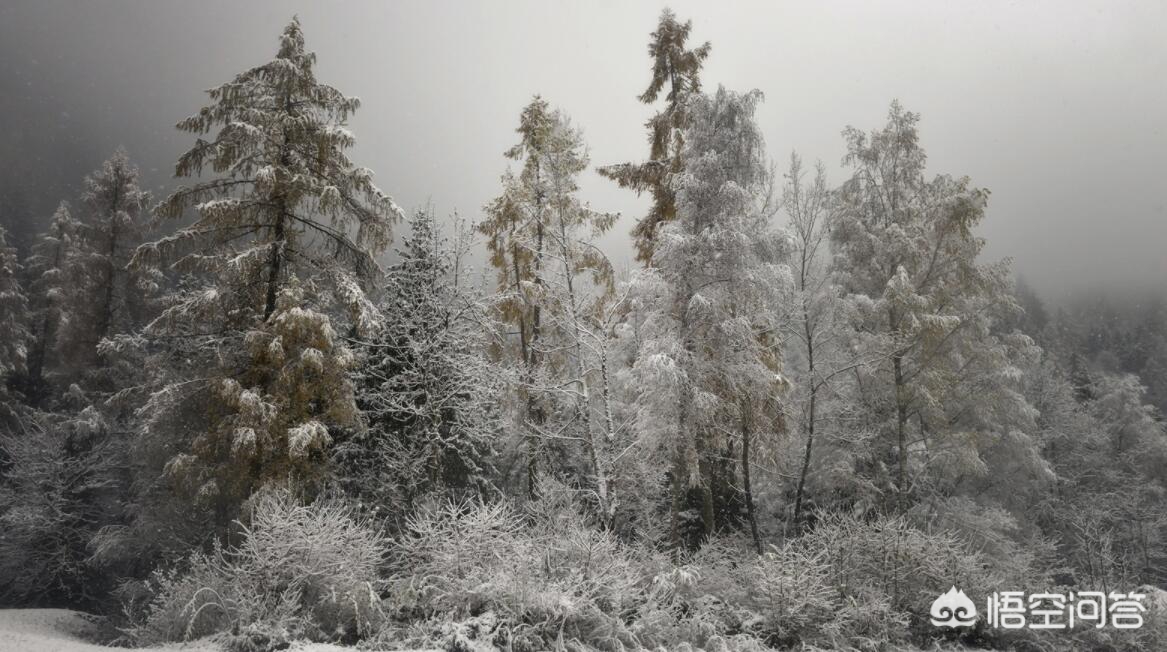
[480,98,616,500]
[146,17,400,324]
[340,209,501,517]
[122,17,400,555]
[19,202,83,399]
[25,151,157,399]
[624,87,787,550]
[0,399,123,607]
[778,154,871,528]
[830,101,1041,513]
[537,116,623,525]
[599,8,710,263]
[79,151,153,341]
[0,225,29,389]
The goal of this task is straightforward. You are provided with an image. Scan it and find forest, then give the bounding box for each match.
[1,8,1166,652]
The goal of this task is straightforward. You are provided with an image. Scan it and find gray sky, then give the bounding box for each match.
[1,0,1164,299]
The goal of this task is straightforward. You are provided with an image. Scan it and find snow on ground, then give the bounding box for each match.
[0,610,409,652]
[0,609,216,652]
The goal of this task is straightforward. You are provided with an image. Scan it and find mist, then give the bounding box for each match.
[2,0,1164,300]
[6,4,1167,648]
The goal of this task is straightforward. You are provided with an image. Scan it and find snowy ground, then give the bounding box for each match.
[0,610,355,652]
[0,609,212,652]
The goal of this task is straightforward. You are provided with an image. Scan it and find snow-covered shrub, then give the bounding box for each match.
[0,407,121,608]
[122,488,385,650]
[800,512,993,641]
[632,536,873,651]
[690,539,837,647]
[385,493,647,651]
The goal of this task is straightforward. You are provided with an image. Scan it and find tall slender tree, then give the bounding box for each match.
[599,8,710,264]
[0,225,29,384]
[20,202,82,398]
[53,151,155,392]
[625,87,786,550]
[480,98,616,500]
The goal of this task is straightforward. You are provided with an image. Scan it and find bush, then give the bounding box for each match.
[0,407,121,609]
[800,512,1007,646]
[121,488,386,650]
[380,494,1060,651]
[383,494,647,651]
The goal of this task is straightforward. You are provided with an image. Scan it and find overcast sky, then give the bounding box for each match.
[1,0,1163,299]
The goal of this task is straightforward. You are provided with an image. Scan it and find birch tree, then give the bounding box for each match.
[779,154,874,527]
[831,101,1040,512]
[626,87,787,550]
[538,117,622,525]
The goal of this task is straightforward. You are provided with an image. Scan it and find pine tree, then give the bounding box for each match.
[37,152,158,397]
[599,9,710,264]
[146,16,400,324]
[79,150,153,345]
[121,17,400,557]
[341,209,501,517]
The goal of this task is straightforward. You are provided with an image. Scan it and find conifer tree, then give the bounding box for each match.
[0,225,29,385]
[20,202,82,399]
[481,97,616,499]
[0,400,122,608]
[147,17,400,323]
[120,17,400,558]
[599,8,710,263]
[77,150,153,347]
[342,209,501,516]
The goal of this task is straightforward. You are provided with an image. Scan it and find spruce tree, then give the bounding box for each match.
[19,202,82,400]
[47,151,156,393]
[0,225,29,386]
[342,209,500,516]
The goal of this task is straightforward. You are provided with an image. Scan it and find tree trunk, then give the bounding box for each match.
[263,215,285,321]
[741,401,762,554]
[792,305,817,527]
[893,352,909,511]
[96,171,123,344]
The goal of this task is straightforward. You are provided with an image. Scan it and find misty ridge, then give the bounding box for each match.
[0,5,1166,652]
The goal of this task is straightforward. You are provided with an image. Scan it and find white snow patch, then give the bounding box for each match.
[0,609,218,651]
[0,609,414,651]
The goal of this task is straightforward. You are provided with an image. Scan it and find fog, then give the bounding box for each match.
[2,0,1164,299]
